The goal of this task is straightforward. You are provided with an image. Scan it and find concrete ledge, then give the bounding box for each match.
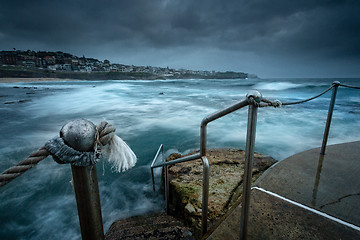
[257,141,360,226]
[207,188,360,239]
[207,142,360,239]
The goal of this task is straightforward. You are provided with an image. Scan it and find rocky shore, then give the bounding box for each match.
[0,77,73,83]
[166,148,277,238]
[105,148,277,240]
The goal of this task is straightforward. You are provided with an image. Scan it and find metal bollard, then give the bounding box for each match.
[240,90,261,240]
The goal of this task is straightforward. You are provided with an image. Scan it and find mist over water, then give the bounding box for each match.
[0,78,359,239]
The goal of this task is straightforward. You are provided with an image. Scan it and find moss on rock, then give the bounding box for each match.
[166,148,277,238]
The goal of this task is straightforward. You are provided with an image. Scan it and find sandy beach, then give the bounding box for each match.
[0,78,76,83]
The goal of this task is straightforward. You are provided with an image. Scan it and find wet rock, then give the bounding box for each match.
[185,203,197,214]
[105,212,194,240]
[18,99,31,103]
[166,148,277,238]
[4,99,31,104]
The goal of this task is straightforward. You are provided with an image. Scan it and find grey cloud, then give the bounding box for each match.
[0,0,359,77]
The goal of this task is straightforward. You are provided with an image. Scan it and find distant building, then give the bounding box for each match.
[71,59,79,66]
[44,56,56,65]
[1,51,17,65]
[24,60,35,68]
[79,65,92,72]
[47,65,57,71]
[1,49,243,79]
[103,59,110,67]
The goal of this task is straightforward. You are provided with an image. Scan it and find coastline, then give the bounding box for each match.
[0,77,76,83]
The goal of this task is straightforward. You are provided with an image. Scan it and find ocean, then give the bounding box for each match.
[0,78,359,239]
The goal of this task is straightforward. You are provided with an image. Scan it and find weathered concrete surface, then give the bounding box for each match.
[206,188,360,240]
[105,212,194,240]
[257,141,360,226]
[205,142,360,239]
[167,148,277,238]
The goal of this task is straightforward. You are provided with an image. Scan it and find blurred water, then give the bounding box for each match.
[0,78,359,239]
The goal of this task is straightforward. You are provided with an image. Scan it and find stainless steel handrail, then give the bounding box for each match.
[320,82,340,155]
[151,96,254,236]
[150,81,359,239]
[201,99,249,156]
[150,144,163,191]
[240,94,259,240]
[150,144,170,213]
[150,150,209,235]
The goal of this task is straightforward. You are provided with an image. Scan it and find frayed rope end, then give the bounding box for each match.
[106,135,137,173]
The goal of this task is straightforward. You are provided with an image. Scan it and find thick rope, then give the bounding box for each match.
[257,84,335,108]
[0,147,50,187]
[258,82,359,108]
[281,85,334,106]
[0,121,116,188]
[339,83,360,90]
[97,121,116,146]
[260,98,282,108]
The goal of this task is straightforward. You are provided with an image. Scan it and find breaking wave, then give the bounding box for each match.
[253,82,307,91]
[0,77,359,240]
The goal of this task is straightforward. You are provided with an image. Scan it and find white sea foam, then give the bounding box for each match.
[253,82,305,91]
[0,78,359,240]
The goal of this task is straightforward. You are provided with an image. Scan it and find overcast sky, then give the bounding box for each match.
[0,0,359,78]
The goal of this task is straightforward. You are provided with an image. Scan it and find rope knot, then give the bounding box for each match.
[45,119,137,172]
[260,98,282,108]
[268,99,282,108]
[97,121,116,146]
[247,97,261,107]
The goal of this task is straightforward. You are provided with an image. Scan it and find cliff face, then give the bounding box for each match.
[166,148,277,238]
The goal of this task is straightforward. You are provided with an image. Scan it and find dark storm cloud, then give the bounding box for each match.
[0,0,359,76]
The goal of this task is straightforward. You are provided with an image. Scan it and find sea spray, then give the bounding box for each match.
[0,78,359,240]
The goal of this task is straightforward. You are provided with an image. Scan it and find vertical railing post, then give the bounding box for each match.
[321,81,340,155]
[240,90,261,240]
[72,165,104,240]
[200,120,207,156]
[201,156,210,236]
[163,147,170,214]
[200,119,210,235]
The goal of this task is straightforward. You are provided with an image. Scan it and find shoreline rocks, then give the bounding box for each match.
[166,148,277,238]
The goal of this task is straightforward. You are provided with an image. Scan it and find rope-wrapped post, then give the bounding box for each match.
[45,119,137,240]
[50,119,104,240]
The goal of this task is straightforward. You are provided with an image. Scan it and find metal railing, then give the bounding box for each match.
[1,80,358,239]
[150,81,360,239]
[151,92,261,236]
